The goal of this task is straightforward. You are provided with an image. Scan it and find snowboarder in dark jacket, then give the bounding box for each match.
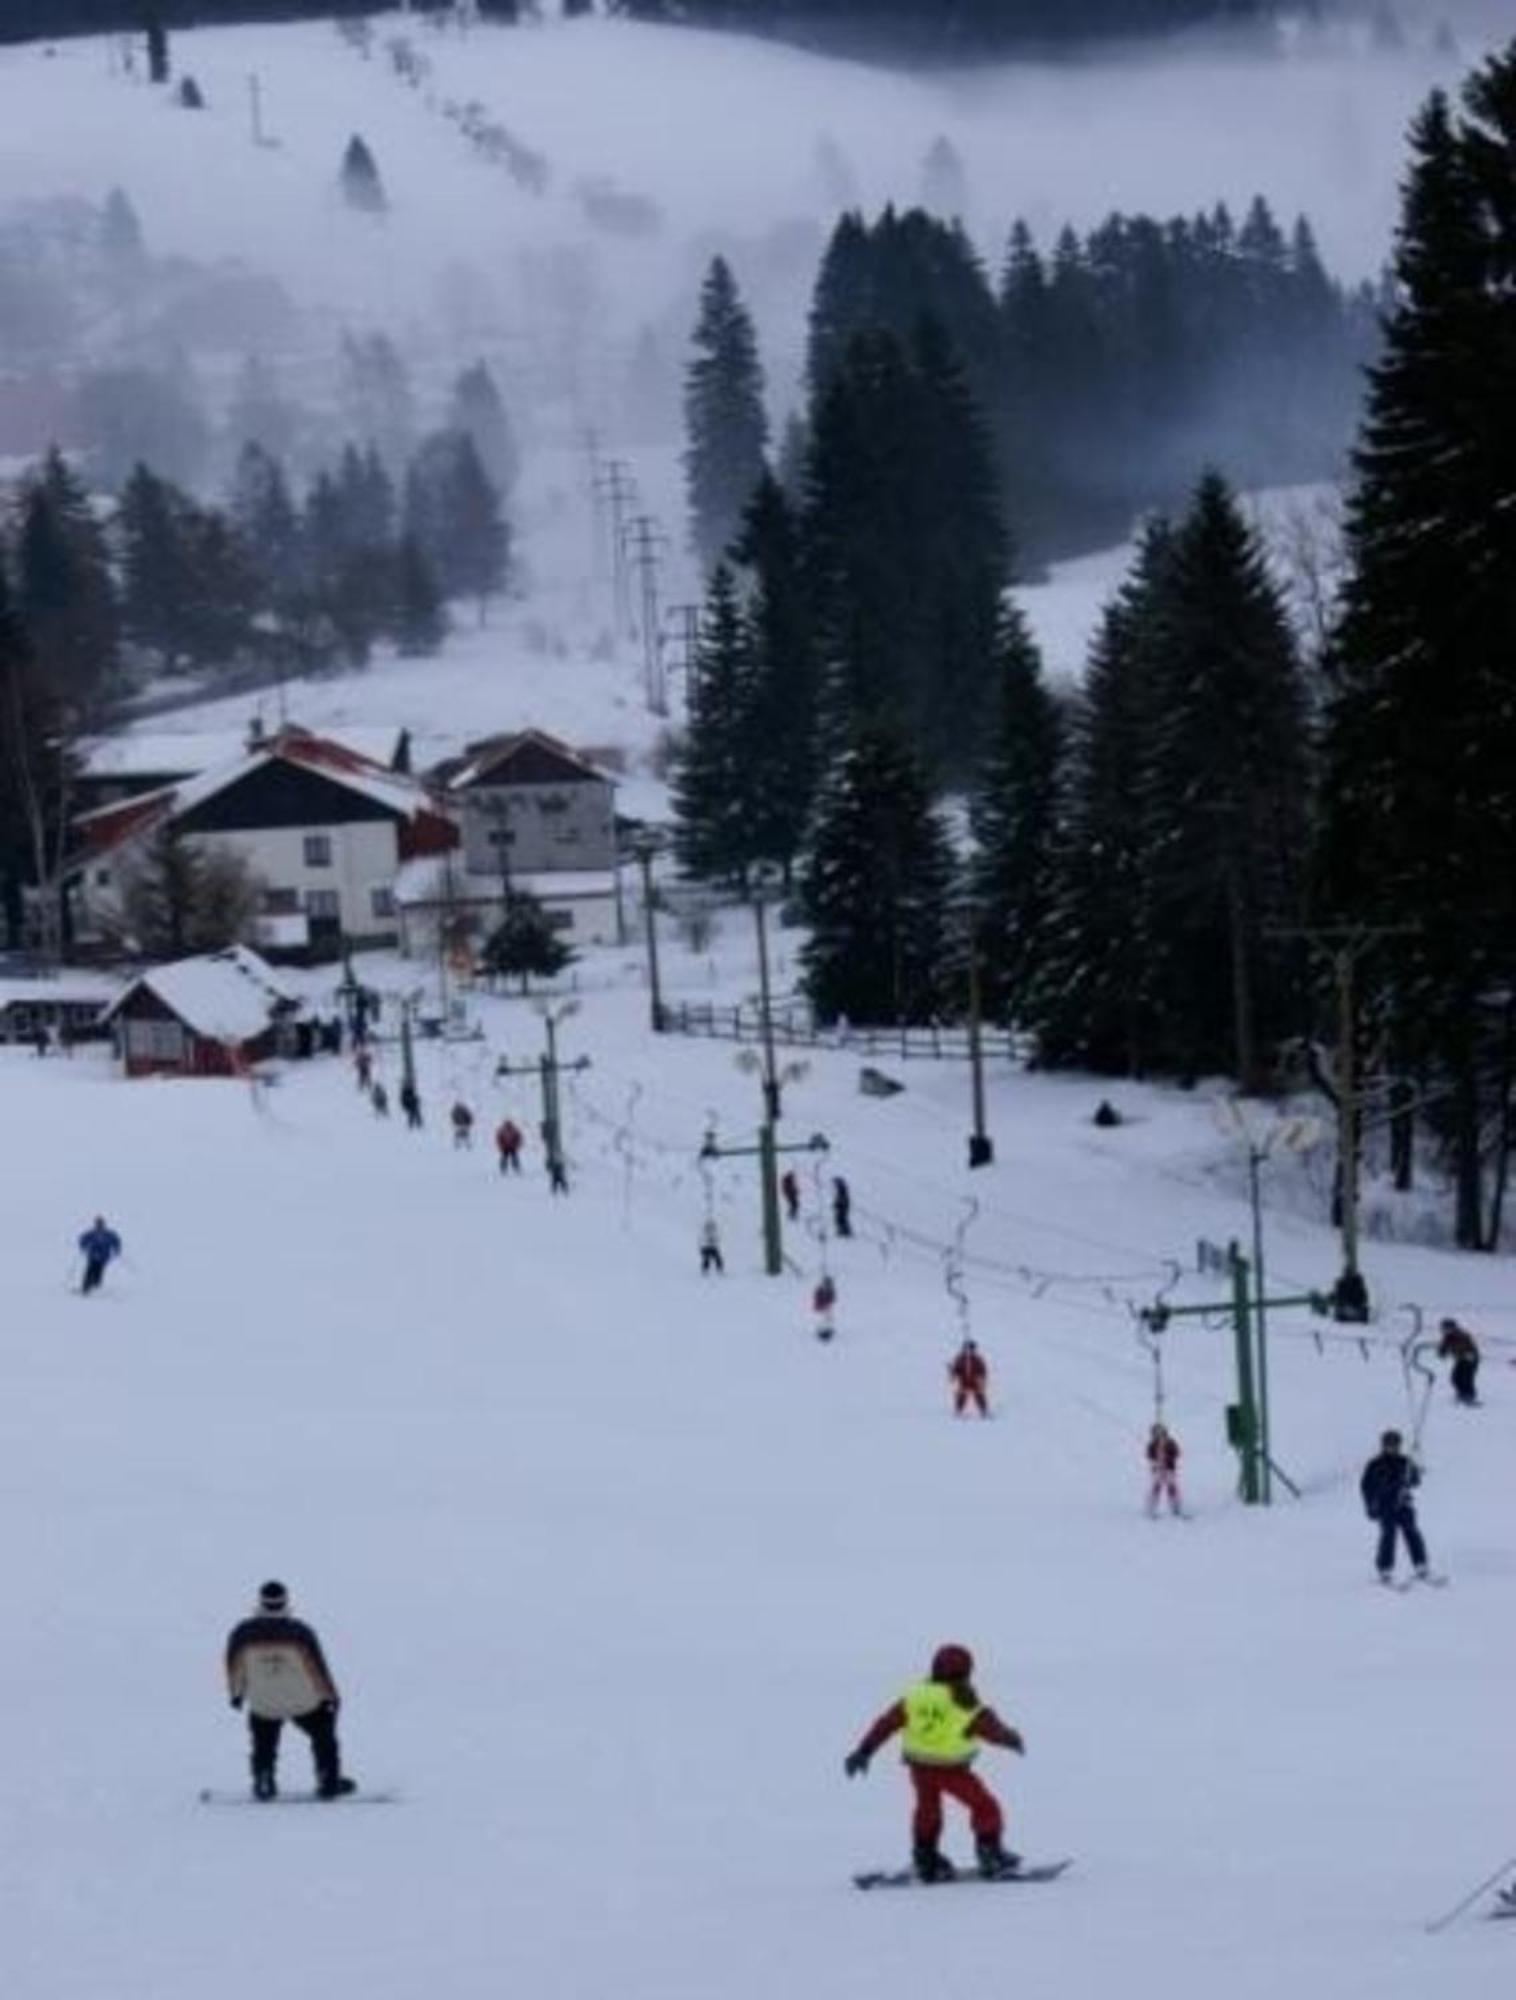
[399,1080,422,1130]
[831,1176,852,1238]
[1360,1430,1430,1585]
[78,1217,122,1295]
[225,1580,355,1801]
[1437,1319,1481,1407]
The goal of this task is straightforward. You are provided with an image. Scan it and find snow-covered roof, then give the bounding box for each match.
[79,724,408,782]
[0,972,123,1010]
[103,947,300,1042]
[443,729,618,793]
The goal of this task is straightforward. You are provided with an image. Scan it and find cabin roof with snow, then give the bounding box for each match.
[74,730,454,858]
[78,722,411,787]
[102,947,300,1044]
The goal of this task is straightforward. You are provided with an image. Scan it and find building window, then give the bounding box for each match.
[546,909,574,932]
[537,792,569,817]
[305,889,340,919]
[95,868,111,888]
[487,826,514,849]
[304,834,333,867]
[126,1018,185,1064]
[262,887,300,915]
[371,887,395,920]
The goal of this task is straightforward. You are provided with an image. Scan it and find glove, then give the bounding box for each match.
[321,1697,341,1716]
[843,1750,870,1779]
[1005,1729,1025,1755]
[229,1695,243,1711]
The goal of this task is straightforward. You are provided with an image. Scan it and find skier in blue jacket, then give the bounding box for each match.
[78,1217,122,1295]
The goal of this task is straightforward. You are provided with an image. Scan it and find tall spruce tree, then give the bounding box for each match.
[1026,523,1171,1074]
[1141,473,1311,1089]
[15,449,119,711]
[670,565,757,884]
[968,606,1062,1020]
[800,711,955,1027]
[404,431,509,617]
[682,256,769,571]
[448,361,519,500]
[729,471,817,885]
[1322,43,1516,1247]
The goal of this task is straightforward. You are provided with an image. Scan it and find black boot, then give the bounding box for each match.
[975,1835,1021,1878]
[252,1768,277,1801]
[913,1840,955,1883]
[317,1775,357,1800]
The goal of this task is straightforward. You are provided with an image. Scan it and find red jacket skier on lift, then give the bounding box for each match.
[949,1338,989,1416]
[1146,1422,1183,1517]
[845,1643,1024,1881]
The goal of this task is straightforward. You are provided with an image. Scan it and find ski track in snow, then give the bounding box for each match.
[5,929,1516,2000]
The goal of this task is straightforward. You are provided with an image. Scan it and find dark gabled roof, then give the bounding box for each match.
[442,729,614,792]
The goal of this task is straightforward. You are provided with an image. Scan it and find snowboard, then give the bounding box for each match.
[198,1787,398,1807]
[854,1859,1072,1891]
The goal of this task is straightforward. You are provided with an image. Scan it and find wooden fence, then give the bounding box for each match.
[657,999,1021,1063]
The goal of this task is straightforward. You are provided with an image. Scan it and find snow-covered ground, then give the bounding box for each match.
[5,920,1516,2000]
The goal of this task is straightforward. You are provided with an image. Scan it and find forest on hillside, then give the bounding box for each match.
[1,0,1277,54]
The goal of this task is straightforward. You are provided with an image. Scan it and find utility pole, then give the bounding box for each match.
[700,1128,829,1276]
[954,894,993,1169]
[1141,1248,1326,1504]
[627,829,666,1032]
[248,73,267,147]
[594,459,637,641]
[497,1003,589,1189]
[621,514,669,715]
[663,602,702,696]
[749,868,783,1123]
[1272,923,1416,1323]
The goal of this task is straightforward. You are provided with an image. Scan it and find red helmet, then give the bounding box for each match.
[931,1643,974,1682]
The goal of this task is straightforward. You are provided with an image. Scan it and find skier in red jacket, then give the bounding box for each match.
[844,1643,1024,1880]
[1146,1422,1183,1517]
[948,1338,989,1417]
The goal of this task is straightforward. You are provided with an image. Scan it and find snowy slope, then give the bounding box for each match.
[5,922,1516,2000]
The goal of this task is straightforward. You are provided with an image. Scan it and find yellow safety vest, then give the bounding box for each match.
[901,1680,981,1765]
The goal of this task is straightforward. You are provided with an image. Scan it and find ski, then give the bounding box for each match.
[198,1788,398,1807]
[854,1859,1072,1891]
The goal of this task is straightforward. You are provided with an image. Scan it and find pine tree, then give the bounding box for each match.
[670,565,757,884]
[729,471,818,884]
[968,607,1062,1020]
[119,824,257,958]
[1026,524,1171,1075]
[339,333,413,471]
[404,432,508,616]
[1141,474,1310,1089]
[229,443,302,606]
[391,535,447,657]
[15,449,120,711]
[1322,45,1516,1246]
[682,256,769,571]
[800,712,955,1027]
[340,135,387,214]
[116,462,193,670]
[448,361,519,500]
[481,890,575,993]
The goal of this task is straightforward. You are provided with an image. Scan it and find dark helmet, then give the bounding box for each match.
[931,1643,974,1682]
[258,1579,290,1612]
[1380,1429,1403,1449]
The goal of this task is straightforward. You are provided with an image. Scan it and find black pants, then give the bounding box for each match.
[1452,1356,1479,1405]
[1375,1503,1428,1576]
[81,1257,108,1295]
[700,1245,723,1274]
[249,1705,342,1788]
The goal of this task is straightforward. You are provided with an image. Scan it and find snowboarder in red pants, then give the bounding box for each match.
[1146,1422,1183,1516]
[844,1643,1024,1881]
[949,1338,989,1416]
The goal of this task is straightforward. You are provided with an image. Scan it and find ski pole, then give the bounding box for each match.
[1423,1856,1516,1934]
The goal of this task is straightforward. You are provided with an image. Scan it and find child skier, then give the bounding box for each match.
[399,1081,423,1130]
[1146,1423,1183,1517]
[780,1169,800,1222]
[1437,1318,1481,1407]
[224,1580,355,1801]
[77,1216,122,1296]
[813,1273,837,1341]
[450,1101,474,1150]
[831,1176,853,1238]
[1360,1430,1432,1586]
[495,1118,523,1174]
[844,1643,1024,1881]
[699,1218,724,1275]
[948,1338,989,1417]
